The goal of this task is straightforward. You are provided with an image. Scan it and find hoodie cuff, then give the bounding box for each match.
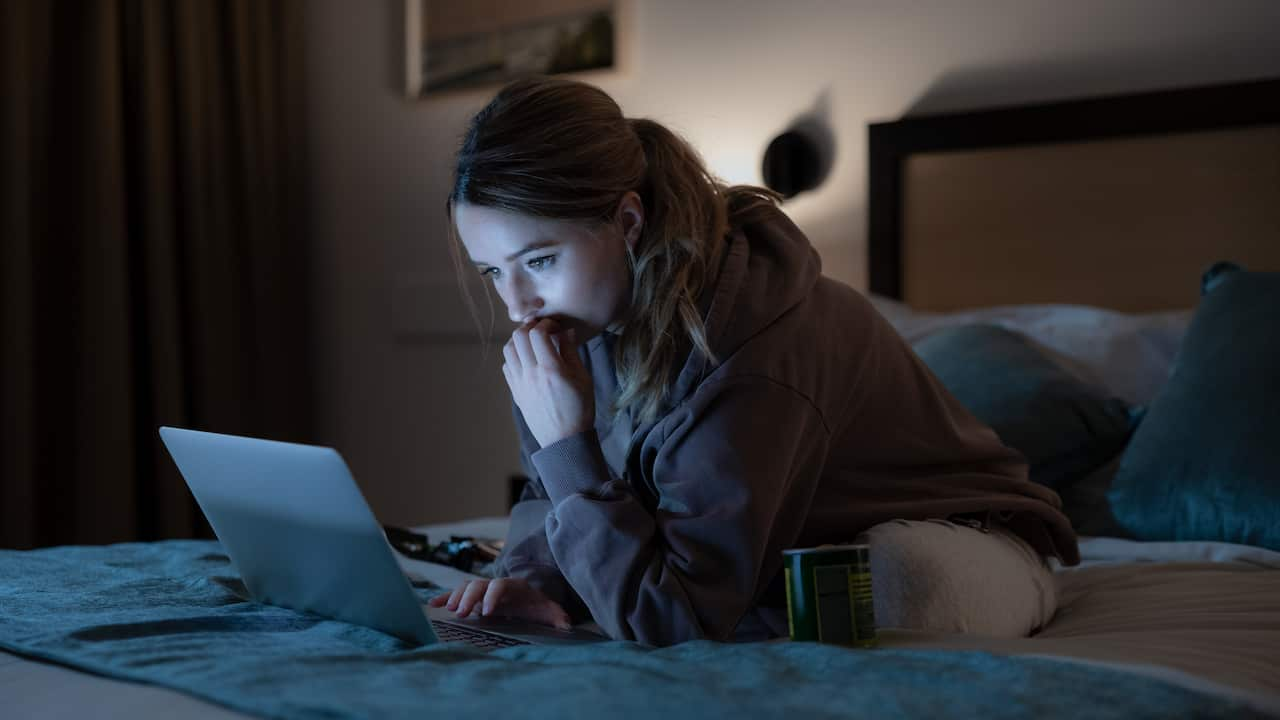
[530,429,613,505]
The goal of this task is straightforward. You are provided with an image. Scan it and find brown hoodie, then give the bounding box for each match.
[496,206,1079,646]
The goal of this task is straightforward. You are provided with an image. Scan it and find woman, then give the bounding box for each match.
[429,76,1077,646]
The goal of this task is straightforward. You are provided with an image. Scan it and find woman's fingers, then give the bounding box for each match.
[502,338,520,373]
[502,360,515,392]
[558,327,583,368]
[511,324,536,369]
[528,319,561,367]
[429,582,477,611]
[435,578,572,631]
[454,580,490,617]
[480,578,511,616]
[443,584,468,611]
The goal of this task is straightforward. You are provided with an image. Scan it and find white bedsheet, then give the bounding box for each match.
[880,537,1280,714]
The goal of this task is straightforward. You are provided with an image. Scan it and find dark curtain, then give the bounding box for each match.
[1,0,313,549]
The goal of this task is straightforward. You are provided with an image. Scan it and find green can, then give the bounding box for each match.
[783,544,876,647]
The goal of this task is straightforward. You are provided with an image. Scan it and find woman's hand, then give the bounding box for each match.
[503,318,594,448]
[427,577,572,631]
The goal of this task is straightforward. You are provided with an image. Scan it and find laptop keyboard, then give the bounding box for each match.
[431,620,531,648]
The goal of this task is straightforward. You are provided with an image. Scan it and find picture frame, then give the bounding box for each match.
[405,0,625,99]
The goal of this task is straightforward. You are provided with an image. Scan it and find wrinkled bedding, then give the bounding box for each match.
[1,521,1277,720]
[881,536,1280,712]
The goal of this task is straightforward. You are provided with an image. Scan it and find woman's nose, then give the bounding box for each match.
[508,305,536,324]
[501,279,544,323]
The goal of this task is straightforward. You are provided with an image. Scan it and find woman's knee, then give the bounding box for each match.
[858,518,1056,638]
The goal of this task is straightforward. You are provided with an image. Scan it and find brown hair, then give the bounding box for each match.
[448,76,779,423]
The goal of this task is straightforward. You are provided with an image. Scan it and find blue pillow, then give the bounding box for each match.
[1108,263,1280,550]
[912,324,1134,490]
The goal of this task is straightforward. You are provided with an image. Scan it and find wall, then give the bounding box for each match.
[304,0,1280,526]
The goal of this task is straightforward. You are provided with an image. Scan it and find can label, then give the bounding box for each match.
[783,544,876,647]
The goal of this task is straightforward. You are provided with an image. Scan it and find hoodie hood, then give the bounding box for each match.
[667,207,822,407]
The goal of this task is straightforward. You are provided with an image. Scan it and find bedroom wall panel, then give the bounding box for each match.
[903,126,1280,311]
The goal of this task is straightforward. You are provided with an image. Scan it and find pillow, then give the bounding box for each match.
[1108,263,1280,551]
[912,324,1135,490]
[870,295,1192,407]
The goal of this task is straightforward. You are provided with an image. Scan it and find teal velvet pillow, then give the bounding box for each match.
[912,324,1134,490]
[1108,263,1280,551]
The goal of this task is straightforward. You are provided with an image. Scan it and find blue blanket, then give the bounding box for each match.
[0,540,1268,720]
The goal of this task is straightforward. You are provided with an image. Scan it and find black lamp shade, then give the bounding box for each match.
[762,130,821,199]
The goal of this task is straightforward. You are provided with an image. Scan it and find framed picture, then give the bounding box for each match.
[405,0,623,98]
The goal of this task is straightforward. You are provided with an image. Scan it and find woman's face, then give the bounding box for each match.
[453,197,640,343]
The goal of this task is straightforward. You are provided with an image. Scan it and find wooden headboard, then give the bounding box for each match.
[867,78,1280,313]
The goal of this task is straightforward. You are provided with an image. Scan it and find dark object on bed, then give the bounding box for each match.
[1108,263,1280,551]
[383,524,433,560]
[1056,454,1133,539]
[912,324,1133,490]
[384,524,501,570]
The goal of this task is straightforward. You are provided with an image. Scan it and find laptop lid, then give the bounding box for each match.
[158,426,440,645]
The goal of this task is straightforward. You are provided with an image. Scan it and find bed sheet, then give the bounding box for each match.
[2,522,1277,719]
[881,536,1280,711]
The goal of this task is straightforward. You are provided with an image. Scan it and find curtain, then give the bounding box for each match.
[1,0,313,549]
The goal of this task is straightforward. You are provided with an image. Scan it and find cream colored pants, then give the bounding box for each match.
[857,519,1057,638]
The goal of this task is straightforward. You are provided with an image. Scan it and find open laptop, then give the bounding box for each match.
[158,426,607,648]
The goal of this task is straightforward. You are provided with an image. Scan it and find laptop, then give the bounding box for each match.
[158,426,607,648]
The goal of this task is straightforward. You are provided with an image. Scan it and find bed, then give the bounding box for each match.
[4,77,1280,719]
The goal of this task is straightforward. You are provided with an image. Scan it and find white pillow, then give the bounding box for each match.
[869,295,1192,407]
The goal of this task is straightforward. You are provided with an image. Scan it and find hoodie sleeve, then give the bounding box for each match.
[493,404,590,621]
[532,375,831,646]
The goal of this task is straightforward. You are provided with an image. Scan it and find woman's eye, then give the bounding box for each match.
[527,255,556,271]
[478,267,499,279]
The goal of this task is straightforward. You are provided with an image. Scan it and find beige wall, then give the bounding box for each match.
[304,0,1280,526]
